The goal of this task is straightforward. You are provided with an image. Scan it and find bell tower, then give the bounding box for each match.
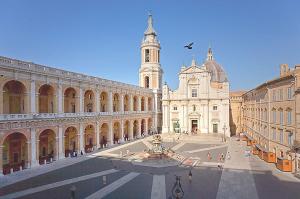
[139,14,163,90]
[139,13,163,132]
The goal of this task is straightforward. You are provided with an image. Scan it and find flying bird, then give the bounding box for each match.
[184,42,194,49]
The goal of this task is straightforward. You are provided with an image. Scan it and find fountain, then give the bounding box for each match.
[147,134,173,159]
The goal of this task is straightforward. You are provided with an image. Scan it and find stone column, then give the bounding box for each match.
[79,123,84,153]
[30,128,38,167]
[55,136,59,161]
[58,126,64,159]
[109,121,113,145]
[58,83,63,113]
[31,80,36,114]
[121,119,124,142]
[129,120,134,140]
[138,96,141,111]
[79,87,84,113]
[95,89,100,112]
[121,94,125,113]
[96,121,100,148]
[130,94,134,111]
[109,91,113,113]
[145,97,148,112]
[0,145,3,175]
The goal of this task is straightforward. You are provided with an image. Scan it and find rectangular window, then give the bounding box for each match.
[288,132,293,146]
[280,111,283,125]
[273,110,276,123]
[280,89,283,100]
[273,90,276,101]
[191,89,197,97]
[213,105,218,111]
[173,106,177,111]
[287,87,292,99]
[273,129,276,140]
[287,111,292,125]
[280,130,283,144]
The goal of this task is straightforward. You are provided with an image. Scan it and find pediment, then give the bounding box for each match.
[180,66,205,74]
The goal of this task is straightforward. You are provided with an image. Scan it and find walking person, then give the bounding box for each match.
[207,151,212,161]
[188,169,192,183]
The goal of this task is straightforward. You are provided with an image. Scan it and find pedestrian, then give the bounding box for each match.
[207,151,212,161]
[227,152,231,160]
[220,153,225,162]
[188,170,192,183]
[80,150,83,156]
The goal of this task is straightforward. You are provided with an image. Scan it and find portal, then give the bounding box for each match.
[191,120,198,134]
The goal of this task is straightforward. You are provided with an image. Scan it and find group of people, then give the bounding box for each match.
[206,151,231,170]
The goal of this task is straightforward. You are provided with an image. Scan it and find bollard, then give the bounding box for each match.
[70,185,76,199]
[50,158,53,163]
[10,168,13,174]
[44,159,47,165]
[102,175,107,185]
[19,165,22,171]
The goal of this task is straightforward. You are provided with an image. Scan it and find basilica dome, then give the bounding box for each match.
[203,48,228,83]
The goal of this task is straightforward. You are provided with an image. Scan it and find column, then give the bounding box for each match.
[130,94,134,111]
[109,91,113,113]
[30,128,38,167]
[129,120,134,140]
[138,96,141,111]
[0,145,3,175]
[109,121,113,145]
[55,136,59,160]
[145,97,148,112]
[79,87,84,113]
[120,94,124,113]
[95,89,100,112]
[154,93,158,130]
[57,83,63,113]
[31,80,36,114]
[58,126,64,159]
[121,119,124,142]
[145,118,148,135]
[96,121,100,148]
[79,123,84,153]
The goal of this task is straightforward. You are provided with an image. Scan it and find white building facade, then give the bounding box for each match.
[162,48,230,137]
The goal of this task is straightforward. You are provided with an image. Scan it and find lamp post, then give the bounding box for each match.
[171,175,184,199]
[222,124,227,142]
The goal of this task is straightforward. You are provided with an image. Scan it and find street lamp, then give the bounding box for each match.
[222,124,227,142]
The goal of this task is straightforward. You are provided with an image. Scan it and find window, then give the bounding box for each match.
[158,50,160,62]
[192,89,197,97]
[145,76,150,88]
[213,105,218,111]
[145,49,150,62]
[279,110,283,125]
[273,110,276,123]
[280,130,283,144]
[173,106,177,111]
[288,132,293,146]
[272,90,276,101]
[279,89,283,100]
[287,87,292,99]
[272,129,276,141]
[287,110,292,125]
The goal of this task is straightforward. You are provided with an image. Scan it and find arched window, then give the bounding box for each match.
[145,76,150,88]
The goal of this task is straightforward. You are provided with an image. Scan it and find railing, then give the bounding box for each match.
[0,111,155,121]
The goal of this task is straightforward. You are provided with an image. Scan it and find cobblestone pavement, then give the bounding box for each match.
[0,134,299,199]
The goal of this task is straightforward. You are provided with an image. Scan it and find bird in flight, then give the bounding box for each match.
[184,42,194,49]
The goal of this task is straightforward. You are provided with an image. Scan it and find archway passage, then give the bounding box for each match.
[3,80,27,114]
[124,95,130,111]
[141,119,145,136]
[64,87,77,113]
[133,96,138,111]
[124,120,130,141]
[100,92,108,112]
[39,84,55,113]
[2,132,28,175]
[133,120,139,138]
[84,90,94,112]
[113,122,121,144]
[64,127,78,157]
[100,123,109,147]
[144,76,150,88]
[148,98,152,111]
[148,118,153,134]
[141,97,145,111]
[39,129,56,164]
[84,125,95,153]
[113,93,120,112]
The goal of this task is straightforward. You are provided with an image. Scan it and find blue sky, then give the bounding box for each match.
[0,0,299,91]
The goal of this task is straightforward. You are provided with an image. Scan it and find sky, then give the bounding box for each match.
[0,0,299,91]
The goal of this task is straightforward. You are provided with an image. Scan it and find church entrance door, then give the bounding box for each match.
[191,120,198,134]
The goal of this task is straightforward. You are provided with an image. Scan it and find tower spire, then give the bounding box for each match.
[207,46,214,61]
[144,13,156,36]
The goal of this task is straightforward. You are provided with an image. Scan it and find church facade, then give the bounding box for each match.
[162,49,230,137]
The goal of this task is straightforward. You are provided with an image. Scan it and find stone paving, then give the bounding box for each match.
[0,134,299,199]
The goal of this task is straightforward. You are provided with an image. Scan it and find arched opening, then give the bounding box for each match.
[148,98,152,111]
[133,96,138,111]
[124,94,130,111]
[148,118,153,134]
[84,90,95,112]
[124,120,130,141]
[100,123,109,147]
[2,132,28,175]
[144,76,150,88]
[113,93,120,112]
[113,122,121,144]
[39,84,55,113]
[84,125,95,153]
[141,119,145,136]
[64,127,78,157]
[64,87,77,113]
[39,129,56,164]
[100,92,108,112]
[133,120,139,138]
[141,97,145,111]
[3,80,27,114]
